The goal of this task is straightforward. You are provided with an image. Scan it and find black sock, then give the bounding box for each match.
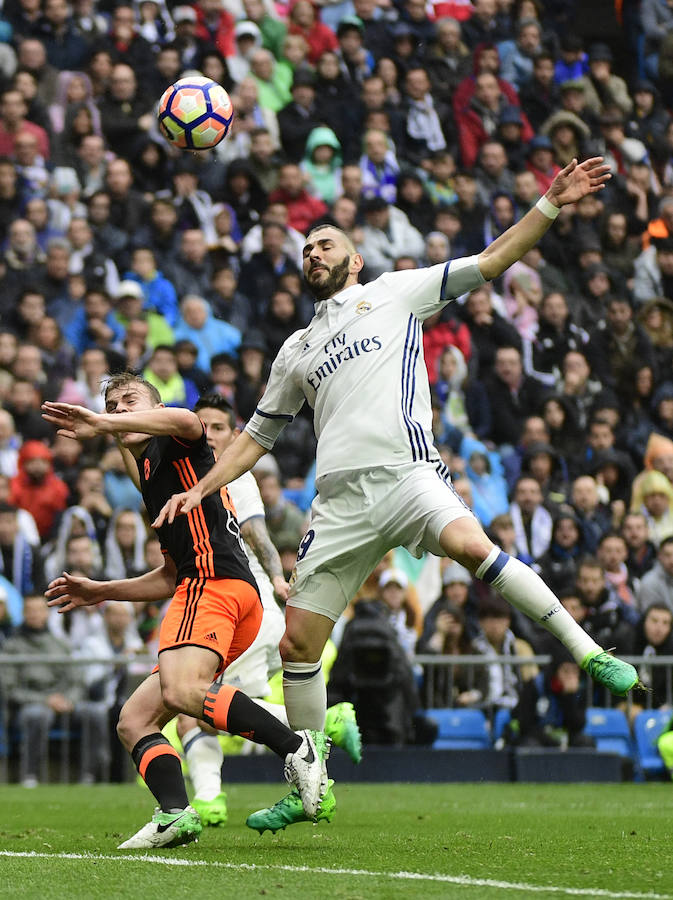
[203,682,302,758]
[131,733,189,812]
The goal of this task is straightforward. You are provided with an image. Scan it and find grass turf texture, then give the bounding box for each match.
[1,783,672,899]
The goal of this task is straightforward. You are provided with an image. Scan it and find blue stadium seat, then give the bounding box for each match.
[427,708,491,750]
[633,710,671,777]
[583,707,633,758]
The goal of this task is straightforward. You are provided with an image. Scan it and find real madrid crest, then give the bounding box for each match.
[355,300,372,315]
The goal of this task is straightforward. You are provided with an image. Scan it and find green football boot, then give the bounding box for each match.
[192,792,228,827]
[325,702,362,764]
[118,806,202,849]
[581,649,640,697]
[246,780,337,835]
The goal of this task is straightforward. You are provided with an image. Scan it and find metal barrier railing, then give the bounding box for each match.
[0,653,670,783]
[415,654,673,713]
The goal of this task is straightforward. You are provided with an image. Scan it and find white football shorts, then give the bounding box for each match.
[287,460,475,622]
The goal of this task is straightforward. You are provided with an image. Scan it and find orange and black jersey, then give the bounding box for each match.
[137,427,258,590]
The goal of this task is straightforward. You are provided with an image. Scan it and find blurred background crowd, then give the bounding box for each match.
[0,0,673,773]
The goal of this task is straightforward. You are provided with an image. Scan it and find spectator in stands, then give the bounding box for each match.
[376,568,421,660]
[94,3,156,82]
[424,17,471,106]
[580,43,633,118]
[462,0,507,49]
[238,220,301,319]
[473,594,538,715]
[622,511,658,584]
[165,229,214,302]
[104,157,148,236]
[520,50,560,131]
[97,63,153,159]
[0,88,50,159]
[633,469,673,547]
[483,345,548,448]
[0,593,90,787]
[356,195,424,277]
[9,440,68,540]
[269,161,328,235]
[0,500,45,596]
[174,295,241,375]
[103,510,147,580]
[257,469,306,552]
[142,344,196,408]
[629,602,673,710]
[63,288,125,357]
[418,601,487,708]
[637,534,673,611]
[75,599,143,782]
[498,17,542,91]
[597,532,638,612]
[570,474,612,553]
[509,474,553,562]
[538,511,589,595]
[575,556,638,652]
[634,236,673,305]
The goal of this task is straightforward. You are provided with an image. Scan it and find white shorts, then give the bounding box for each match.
[218,577,285,697]
[287,461,475,622]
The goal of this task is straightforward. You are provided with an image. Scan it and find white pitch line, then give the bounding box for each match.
[0,851,670,899]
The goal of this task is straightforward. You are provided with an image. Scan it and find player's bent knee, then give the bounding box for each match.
[160,682,188,714]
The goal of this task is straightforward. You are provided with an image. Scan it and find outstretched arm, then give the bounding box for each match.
[152,430,267,527]
[478,157,610,281]
[42,402,203,443]
[46,556,177,613]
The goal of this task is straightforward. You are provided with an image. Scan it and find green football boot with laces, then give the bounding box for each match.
[325,702,362,764]
[246,780,337,835]
[192,792,228,827]
[581,649,640,697]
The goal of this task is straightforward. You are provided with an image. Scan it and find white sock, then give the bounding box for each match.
[252,697,289,727]
[476,548,601,664]
[282,661,326,730]
[182,727,223,802]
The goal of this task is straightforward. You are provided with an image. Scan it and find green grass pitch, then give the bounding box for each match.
[2,782,672,899]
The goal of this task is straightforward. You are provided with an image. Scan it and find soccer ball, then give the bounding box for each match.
[158,76,233,150]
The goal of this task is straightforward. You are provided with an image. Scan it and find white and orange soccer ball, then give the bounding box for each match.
[158,76,233,150]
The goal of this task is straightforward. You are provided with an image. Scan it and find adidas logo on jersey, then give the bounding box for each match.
[301,342,311,354]
[204,632,218,642]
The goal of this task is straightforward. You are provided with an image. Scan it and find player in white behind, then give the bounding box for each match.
[154,158,641,831]
[178,395,361,829]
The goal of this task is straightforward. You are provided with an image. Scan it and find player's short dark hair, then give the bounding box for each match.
[193,393,237,428]
[659,535,673,552]
[104,371,161,405]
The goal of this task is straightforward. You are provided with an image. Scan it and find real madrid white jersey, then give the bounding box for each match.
[245,257,485,483]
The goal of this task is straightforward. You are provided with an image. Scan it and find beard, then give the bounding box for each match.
[305,253,351,301]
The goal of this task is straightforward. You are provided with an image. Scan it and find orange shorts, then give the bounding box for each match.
[158,577,262,676]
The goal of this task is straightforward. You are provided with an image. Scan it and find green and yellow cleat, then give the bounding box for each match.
[581,649,640,697]
[246,780,337,835]
[192,792,228,827]
[325,702,362,764]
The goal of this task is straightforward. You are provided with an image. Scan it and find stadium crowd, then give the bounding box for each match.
[1,0,673,778]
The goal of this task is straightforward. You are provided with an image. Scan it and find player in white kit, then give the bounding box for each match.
[154,158,641,831]
[176,395,361,829]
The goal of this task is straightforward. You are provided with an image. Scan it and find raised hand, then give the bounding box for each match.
[45,572,104,613]
[151,486,203,528]
[41,402,103,441]
[548,157,611,207]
